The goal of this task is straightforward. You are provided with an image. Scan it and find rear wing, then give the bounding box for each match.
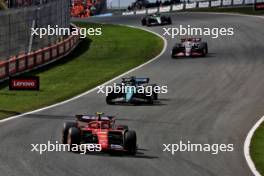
[181,38,201,42]
[76,115,115,122]
[122,77,149,84]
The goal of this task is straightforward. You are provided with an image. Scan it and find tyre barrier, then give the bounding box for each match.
[0,24,80,83]
[122,0,257,16]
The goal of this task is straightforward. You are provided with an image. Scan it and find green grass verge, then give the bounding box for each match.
[0,22,163,119]
[183,6,264,15]
[251,122,264,175]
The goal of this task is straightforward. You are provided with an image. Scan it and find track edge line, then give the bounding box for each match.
[244,116,264,176]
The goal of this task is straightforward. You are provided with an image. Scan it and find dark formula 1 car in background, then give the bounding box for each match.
[62,112,137,155]
[106,76,159,105]
[141,13,172,26]
[171,38,208,58]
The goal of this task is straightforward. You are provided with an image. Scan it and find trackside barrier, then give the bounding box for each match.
[51,44,58,59]
[199,1,210,8]
[172,4,184,11]
[186,2,197,9]
[8,57,17,75]
[245,0,254,4]
[0,61,7,79]
[27,52,35,69]
[35,49,43,65]
[211,0,222,6]
[147,8,158,14]
[0,24,80,83]
[233,0,243,5]
[122,11,135,15]
[17,54,26,72]
[122,0,257,15]
[136,10,147,14]
[223,0,232,6]
[43,47,51,62]
[159,6,171,12]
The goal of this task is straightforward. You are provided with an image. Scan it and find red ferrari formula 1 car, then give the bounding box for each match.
[62,112,137,155]
[171,38,208,58]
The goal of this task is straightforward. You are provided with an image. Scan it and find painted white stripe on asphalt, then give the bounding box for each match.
[244,116,264,176]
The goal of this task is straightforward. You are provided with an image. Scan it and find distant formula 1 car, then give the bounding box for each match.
[106,76,158,105]
[171,38,208,58]
[62,112,137,155]
[141,13,172,26]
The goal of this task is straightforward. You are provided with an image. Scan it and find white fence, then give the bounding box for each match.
[122,0,256,15]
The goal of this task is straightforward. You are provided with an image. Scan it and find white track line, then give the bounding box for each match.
[244,117,264,176]
[0,26,167,123]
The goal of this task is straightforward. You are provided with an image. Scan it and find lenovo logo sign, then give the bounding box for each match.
[9,77,39,90]
[255,2,264,10]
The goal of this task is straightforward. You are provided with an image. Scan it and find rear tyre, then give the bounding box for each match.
[200,42,208,56]
[171,45,181,59]
[67,127,81,152]
[62,122,76,144]
[146,95,154,104]
[141,18,146,26]
[146,19,150,27]
[152,85,158,100]
[204,43,208,54]
[168,17,172,25]
[153,92,158,100]
[124,130,137,155]
[106,94,114,105]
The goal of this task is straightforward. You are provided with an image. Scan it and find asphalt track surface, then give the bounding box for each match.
[1,12,264,176]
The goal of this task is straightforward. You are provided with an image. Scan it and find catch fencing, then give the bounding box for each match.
[0,0,81,83]
[0,0,70,61]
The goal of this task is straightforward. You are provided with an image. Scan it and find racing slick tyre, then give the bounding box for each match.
[106,95,114,105]
[200,42,208,56]
[152,85,158,100]
[124,130,137,155]
[146,19,150,27]
[153,92,158,100]
[62,122,76,144]
[204,43,208,54]
[141,18,146,26]
[67,127,81,151]
[146,95,154,104]
[168,17,172,25]
[171,44,181,58]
